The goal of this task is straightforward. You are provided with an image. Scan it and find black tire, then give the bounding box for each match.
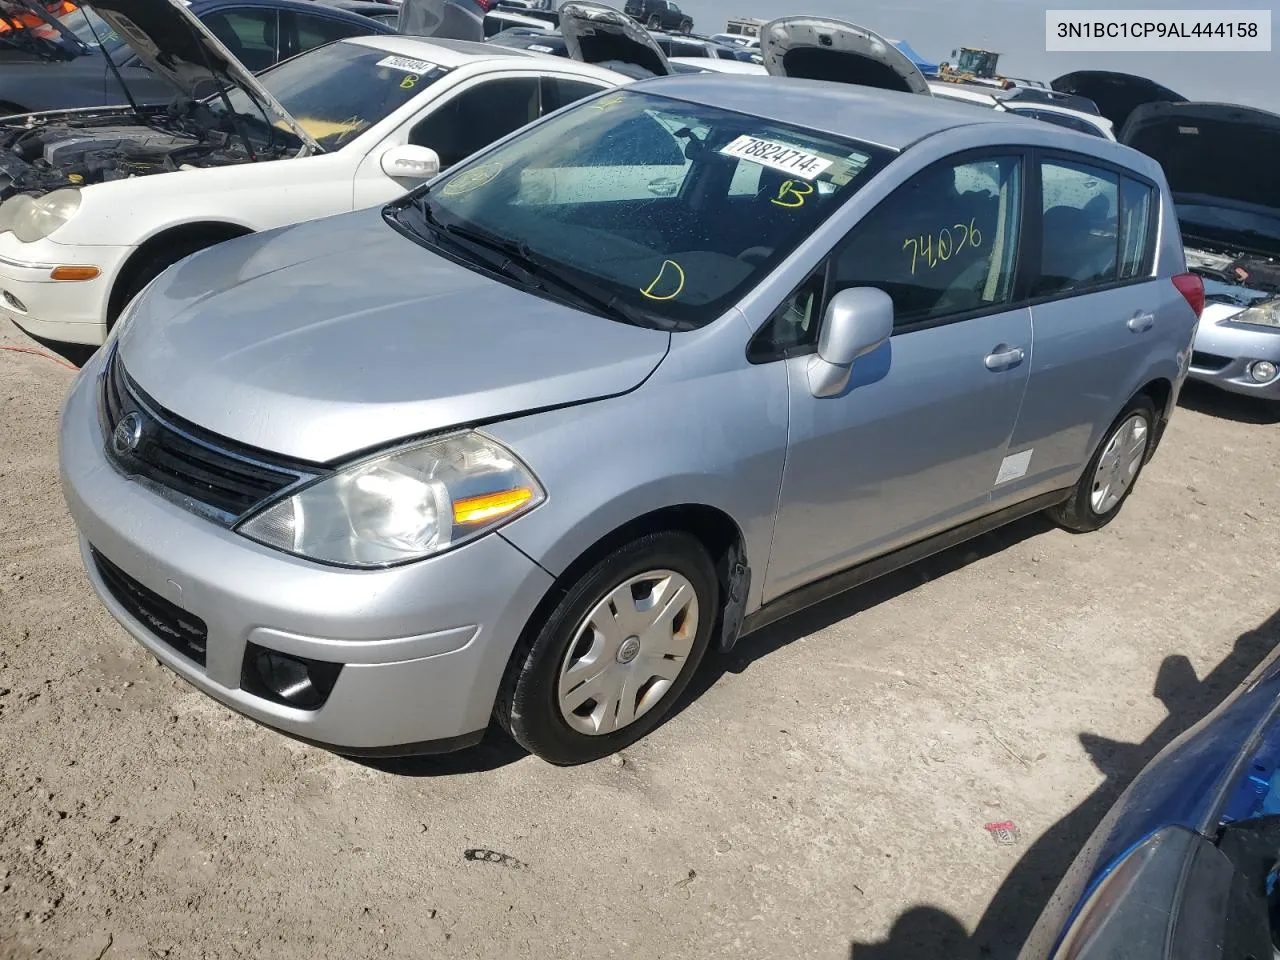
[495,531,719,765]
[1048,394,1157,533]
[647,14,660,28]
[678,18,692,33]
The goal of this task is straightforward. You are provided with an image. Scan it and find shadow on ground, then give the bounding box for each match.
[1177,380,1280,425]
[683,513,1056,706]
[847,608,1280,960]
[356,512,1058,777]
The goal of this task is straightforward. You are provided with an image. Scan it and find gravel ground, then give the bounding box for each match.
[2,318,1278,960]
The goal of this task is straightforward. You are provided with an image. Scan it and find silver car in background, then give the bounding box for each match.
[60,75,1202,765]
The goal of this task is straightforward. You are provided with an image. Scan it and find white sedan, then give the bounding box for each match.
[0,0,629,352]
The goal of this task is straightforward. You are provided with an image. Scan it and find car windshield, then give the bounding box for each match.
[395,90,890,329]
[56,5,126,56]
[219,42,451,151]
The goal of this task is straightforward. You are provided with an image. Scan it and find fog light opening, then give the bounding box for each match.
[1249,360,1278,384]
[3,289,27,312]
[241,641,343,711]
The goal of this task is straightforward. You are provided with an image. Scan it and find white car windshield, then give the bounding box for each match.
[221,43,452,151]
[393,90,890,329]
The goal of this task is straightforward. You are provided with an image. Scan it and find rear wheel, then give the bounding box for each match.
[495,531,718,765]
[1048,395,1156,532]
[678,18,692,33]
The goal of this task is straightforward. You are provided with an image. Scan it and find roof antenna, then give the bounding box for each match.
[79,9,143,120]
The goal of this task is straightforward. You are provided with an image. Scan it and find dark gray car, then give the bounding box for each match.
[0,0,392,115]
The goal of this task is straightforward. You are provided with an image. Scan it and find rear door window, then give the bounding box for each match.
[1035,159,1120,296]
[829,154,1024,329]
[540,76,611,114]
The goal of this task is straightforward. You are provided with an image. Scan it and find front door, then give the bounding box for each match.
[764,150,1033,600]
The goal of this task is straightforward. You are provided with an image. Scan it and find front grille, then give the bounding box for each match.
[101,348,316,521]
[1191,351,1233,372]
[91,547,208,666]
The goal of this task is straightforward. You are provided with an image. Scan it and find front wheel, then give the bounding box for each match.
[495,531,719,765]
[1048,395,1156,532]
[647,14,661,27]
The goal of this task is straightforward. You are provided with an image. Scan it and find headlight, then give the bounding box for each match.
[1230,298,1280,329]
[1,188,82,243]
[237,431,545,568]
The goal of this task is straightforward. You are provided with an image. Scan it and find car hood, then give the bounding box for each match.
[1051,69,1185,131]
[559,0,671,78]
[116,208,671,464]
[759,16,930,94]
[85,0,319,152]
[1122,101,1280,259]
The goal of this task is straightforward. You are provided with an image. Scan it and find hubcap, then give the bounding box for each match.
[556,569,699,737]
[1090,413,1149,515]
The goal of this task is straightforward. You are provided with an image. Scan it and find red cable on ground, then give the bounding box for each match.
[0,344,79,371]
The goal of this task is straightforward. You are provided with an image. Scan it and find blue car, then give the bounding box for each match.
[0,0,394,115]
[1023,616,1280,958]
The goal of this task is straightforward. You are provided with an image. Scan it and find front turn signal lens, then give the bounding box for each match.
[50,265,100,281]
[453,487,534,526]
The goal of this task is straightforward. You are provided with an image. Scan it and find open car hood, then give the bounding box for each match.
[760,16,930,95]
[1051,70,1185,132]
[559,0,670,78]
[87,0,320,152]
[1120,101,1280,258]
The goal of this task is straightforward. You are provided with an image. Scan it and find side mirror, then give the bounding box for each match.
[807,286,893,398]
[380,144,442,181]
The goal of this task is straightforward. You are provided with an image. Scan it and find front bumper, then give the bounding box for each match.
[58,352,555,753]
[0,236,126,347]
[1188,303,1280,399]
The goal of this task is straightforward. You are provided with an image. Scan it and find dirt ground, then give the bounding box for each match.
[1,317,1278,960]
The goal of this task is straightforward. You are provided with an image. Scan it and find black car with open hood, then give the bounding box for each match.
[1052,70,1186,134]
[0,0,390,116]
[1123,101,1280,294]
[759,16,930,95]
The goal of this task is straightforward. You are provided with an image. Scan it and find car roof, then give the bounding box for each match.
[630,74,1028,151]
[343,32,544,65]
[342,33,626,82]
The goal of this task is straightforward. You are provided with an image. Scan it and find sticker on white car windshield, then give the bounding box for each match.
[528,43,554,52]
[376,55,438,74]
[719,135,833,180]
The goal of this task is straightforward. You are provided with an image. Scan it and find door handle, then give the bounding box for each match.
[984,345,1025,370]
[1127,312,1155,333]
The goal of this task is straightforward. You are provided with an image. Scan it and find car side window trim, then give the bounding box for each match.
[1021,146,1161,308]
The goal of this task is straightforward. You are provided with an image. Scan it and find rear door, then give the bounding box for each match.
[1000,151,1168,500]
[763,149,1033,600]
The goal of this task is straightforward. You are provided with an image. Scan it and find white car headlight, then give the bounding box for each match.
[2,188,82,243]
[1230,298,1280,329]
[237,431,545,568]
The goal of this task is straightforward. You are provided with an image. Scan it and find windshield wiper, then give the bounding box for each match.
[412,197,668,329]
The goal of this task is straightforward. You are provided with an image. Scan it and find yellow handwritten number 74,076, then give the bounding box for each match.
[903,217,983,275]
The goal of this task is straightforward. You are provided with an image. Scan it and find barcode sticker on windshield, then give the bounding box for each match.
[719,135,833,180]
[376,55,438,74]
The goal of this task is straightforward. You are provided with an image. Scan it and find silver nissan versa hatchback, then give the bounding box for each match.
[60,75,1203,765]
